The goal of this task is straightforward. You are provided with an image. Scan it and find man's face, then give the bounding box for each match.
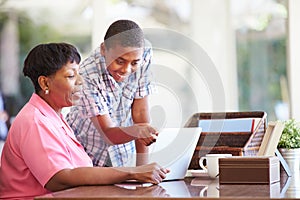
[102,44,144,82]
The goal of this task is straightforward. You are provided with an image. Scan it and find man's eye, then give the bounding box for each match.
[132,61,141,66]
[116,59,124,65]
[67,75,75,78]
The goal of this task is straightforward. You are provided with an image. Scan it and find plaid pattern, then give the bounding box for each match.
[66,44,155,167]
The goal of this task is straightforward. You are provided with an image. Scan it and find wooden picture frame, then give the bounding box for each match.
[257,121,284,156]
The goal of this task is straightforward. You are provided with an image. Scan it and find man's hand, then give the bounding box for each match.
[133,123,158,146]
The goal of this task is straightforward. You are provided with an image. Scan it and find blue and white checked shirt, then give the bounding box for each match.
[66,44,155,167]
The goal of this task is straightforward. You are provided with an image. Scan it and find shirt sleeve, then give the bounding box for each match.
[20,119,79,187]
[78,60,110,118]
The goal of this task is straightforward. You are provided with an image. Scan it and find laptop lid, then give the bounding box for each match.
[148,127,202,181]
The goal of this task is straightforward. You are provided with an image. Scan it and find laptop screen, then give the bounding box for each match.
[148,127,202,181]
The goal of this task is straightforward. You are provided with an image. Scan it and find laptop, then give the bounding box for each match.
[148,127,202,181]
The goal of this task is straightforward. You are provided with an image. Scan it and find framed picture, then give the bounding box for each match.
[257,121,284,156]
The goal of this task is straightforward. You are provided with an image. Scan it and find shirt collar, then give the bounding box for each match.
[29,93,64,127]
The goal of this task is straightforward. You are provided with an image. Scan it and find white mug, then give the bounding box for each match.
[199,154,232,178]
[199,178,220,197]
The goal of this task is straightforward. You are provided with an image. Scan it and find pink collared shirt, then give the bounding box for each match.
[0,93,93,200]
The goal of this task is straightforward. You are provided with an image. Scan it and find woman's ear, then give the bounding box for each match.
[38,76,49,91]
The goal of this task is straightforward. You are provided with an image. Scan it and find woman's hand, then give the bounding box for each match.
[130,162,170,184]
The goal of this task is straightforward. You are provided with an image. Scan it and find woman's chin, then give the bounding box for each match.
[68,96,81,106]
[71,99,81,106]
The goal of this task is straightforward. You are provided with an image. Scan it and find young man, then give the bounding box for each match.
[66,19,157,167]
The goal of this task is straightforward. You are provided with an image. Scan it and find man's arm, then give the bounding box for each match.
[90,114,156,146]
[90,95,157,147]
[131,96,154,166]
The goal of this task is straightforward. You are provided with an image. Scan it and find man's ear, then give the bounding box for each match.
[100,42,105,56]
[38,76,49,91]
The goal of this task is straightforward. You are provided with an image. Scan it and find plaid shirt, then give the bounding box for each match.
[66,44,155,167]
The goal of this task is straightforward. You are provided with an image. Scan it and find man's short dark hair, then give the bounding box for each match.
[104,19,145,49]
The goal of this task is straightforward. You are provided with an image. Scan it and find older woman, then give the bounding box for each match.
[0,43,168,200]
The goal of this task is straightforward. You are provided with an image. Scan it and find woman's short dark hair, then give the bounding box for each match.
[23,43,81,93]
[104,19,145,49]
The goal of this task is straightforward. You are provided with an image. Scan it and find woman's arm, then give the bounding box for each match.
[45,163,169,192]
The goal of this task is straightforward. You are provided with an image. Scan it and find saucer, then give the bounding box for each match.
[186,169,209,177]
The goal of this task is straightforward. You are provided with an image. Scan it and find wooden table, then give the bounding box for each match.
[35,171,300,200]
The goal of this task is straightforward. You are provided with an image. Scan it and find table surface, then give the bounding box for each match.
[35,170,300,200]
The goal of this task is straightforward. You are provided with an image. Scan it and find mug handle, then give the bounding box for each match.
[199,156,208,172]
[199,186,208,197]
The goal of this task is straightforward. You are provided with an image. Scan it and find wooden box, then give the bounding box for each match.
[219,182,280,197]
[185,111,267,169]
[219,156,280,184]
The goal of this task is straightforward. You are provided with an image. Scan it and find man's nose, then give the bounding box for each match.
[121,64,131,74]
[76,74,84,85]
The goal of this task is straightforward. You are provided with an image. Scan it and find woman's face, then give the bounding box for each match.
[103,44,144,82]
[46,61,83,111]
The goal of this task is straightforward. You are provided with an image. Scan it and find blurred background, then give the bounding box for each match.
[0,0,299,135]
